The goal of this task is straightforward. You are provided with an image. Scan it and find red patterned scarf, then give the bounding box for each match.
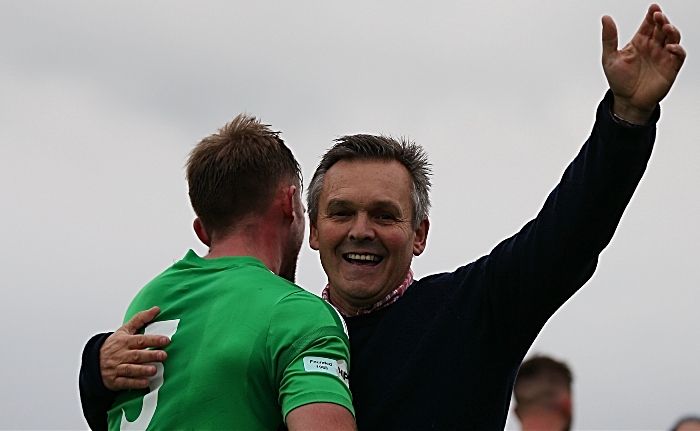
[321,269,414,317]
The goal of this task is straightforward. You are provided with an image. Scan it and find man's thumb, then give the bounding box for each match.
[124,306,161,334]
[601,15,618,58]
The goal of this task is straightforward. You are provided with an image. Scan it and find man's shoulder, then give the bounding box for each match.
[268,289,348,341]
[384,259,490,316]
[275,288,339,319]
[411,257,485,289]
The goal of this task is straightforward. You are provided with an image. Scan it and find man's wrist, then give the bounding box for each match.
[611,95,654,125]
[611,111,643,127]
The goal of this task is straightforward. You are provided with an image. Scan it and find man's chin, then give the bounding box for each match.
[333,281,388,303]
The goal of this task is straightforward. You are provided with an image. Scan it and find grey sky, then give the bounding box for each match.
[1,1,698,429]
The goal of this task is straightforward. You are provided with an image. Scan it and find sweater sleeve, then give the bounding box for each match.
[482,90,659,349]
[79,332,117,431]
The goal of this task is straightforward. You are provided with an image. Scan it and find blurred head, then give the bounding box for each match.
[307,135,431,313]
[672,416,700,431]
[187,114,303,279]
[514,355,573,431]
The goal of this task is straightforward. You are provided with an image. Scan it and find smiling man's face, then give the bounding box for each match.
[309,158,428,315]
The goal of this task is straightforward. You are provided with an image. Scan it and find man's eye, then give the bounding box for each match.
[378,213,395,220]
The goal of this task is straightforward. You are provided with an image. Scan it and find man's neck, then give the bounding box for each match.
[323,270,414,317]
[205,221,283,276]
[518,413,568,431]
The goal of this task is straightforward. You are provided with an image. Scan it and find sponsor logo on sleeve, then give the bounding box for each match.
[336,359,349,388]
[303,357,350,388]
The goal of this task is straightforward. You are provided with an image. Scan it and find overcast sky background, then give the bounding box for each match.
[1,1,698,429]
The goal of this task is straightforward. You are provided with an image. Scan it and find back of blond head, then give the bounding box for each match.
[187,114,301,238]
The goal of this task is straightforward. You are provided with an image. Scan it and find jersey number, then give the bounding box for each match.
[120,319,180,431]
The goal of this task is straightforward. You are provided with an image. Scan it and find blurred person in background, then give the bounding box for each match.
[672,416,700,431]
[513,355,573,431]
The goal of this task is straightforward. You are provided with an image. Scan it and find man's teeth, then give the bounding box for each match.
[345,253,381,262]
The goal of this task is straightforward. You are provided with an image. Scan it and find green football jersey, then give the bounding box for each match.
[107,251,353,430]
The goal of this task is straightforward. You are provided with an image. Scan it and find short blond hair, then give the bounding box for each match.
[187,114,301,237]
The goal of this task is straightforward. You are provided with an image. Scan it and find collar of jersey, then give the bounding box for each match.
[181,249,268,270]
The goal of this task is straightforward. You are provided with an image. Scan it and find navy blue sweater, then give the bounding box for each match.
[80,91,658,430]
[345,91,657,429]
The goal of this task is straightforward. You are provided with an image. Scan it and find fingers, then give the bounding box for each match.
[601,15,618,58]
[116,362,158,378]
[652,11,685,68]
[100,339,167,390]
[101,333,168,366]
[99,317,170,391]
[128,334,170,350]
[666,44,687,61]
[123,345,168,363]
[636,4,662,38]
[121,306,161,335]
[112,376,153,390]
[650,11,669,46]
[648,8,683,49]
[661,22,681,46]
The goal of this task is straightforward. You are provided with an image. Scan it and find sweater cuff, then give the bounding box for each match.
[598,90,658,154]
[602,89,661,127]
[79,332,117,430]
[80,332,113,395]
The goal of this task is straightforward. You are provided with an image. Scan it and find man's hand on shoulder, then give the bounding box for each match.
[602,4,686,124]
[100,306,170,391]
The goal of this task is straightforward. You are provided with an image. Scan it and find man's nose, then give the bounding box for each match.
[348,213,375,241]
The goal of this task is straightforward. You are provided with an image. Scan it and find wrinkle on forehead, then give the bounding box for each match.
[320,159,413,212]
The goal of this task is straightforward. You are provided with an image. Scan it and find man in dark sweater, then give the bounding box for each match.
[80,5,685,430]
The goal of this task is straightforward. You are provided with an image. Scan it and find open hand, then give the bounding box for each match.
[602,4,686,124]
[100,306,170,391]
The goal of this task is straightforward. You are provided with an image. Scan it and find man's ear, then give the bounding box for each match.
[193,218,210,247]
[560,393,573,418]
[309,222,320,250]
[281,185,297,219]
[413,218,429,256]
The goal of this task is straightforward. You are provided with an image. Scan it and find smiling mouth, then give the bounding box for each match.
[343,253,383,265]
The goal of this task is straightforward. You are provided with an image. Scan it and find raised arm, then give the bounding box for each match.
[479,5,686,354]
[79,307,169,430]
[603,4,686,124]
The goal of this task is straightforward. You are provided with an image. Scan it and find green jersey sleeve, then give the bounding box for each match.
[267,292,354,421]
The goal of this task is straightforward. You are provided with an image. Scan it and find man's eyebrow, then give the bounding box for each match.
[325,199,354,209]
[368,200,402,213]
[326,199,402,212]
